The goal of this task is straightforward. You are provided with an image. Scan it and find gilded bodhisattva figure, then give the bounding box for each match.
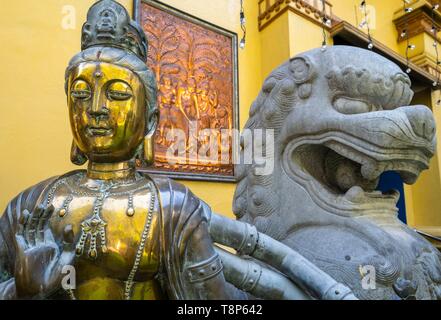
[0,0,240,300]
[0,0,356,300]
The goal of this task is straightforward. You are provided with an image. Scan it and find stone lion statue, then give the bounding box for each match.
[233,45,441,300]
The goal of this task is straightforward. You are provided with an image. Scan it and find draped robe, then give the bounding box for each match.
[0,171,244,300]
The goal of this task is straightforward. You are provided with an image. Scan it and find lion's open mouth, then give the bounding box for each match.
[289,138,431,208]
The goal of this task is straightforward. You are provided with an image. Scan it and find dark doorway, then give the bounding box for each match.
[377,172,407,223]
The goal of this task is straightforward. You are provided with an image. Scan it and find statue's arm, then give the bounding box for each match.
[152,176,247,299]
[0,209,17,300]
[184,219,247,300]
[209,213,358,300]
[0,176,73,300]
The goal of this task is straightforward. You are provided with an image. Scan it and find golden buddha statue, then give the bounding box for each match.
[0,0,359,301]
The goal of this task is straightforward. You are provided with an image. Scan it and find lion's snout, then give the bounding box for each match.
[398,105,436,143]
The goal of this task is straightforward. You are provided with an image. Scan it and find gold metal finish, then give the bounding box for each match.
[56,53,166,298]
[0,0,247,301]
[68,62,147,166]
[48,171,163,300]
[143,134,155,166]
[88,162,136,180]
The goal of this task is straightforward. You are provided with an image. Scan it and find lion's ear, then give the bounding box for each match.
[289,56,316,84]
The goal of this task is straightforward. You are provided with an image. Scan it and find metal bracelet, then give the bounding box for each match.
[186,254,223,283]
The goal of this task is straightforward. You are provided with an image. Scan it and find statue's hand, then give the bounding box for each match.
[13,206,75,299]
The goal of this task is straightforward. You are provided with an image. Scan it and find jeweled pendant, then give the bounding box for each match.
[58,195,73,218]
[126,193,135,217]
[126,207,135,217]
[76,215,107,260]
[75,246,83,256]
[89,248,97,259]
[59,208,67,217]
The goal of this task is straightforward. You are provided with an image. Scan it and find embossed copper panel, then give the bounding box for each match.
[138,0,238,181]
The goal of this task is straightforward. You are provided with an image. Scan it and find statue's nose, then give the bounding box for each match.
[88,105,109,118]
[400,105,436,142]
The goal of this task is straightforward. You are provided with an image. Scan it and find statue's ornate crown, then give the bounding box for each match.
[81,0,148,62]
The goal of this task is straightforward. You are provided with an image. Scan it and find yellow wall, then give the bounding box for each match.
[405,89,441,226]
[260,0,407,84]
[259,10,334,79]
[260,11,291,79]
[0,0,262,219]
[288,12,334,57]
[0,0,102,211]
[331,0,402,53]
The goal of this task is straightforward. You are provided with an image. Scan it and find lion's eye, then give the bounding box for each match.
[333,97,378,114]
[107,81,133,101]
[71,80,91,100]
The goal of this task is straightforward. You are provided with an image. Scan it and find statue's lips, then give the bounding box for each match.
[86,126,113,137]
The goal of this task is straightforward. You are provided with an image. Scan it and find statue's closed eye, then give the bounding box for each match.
[71,80,92,100]
[107,90,132,100]
[71,90,92,100]
[107,81,133,101]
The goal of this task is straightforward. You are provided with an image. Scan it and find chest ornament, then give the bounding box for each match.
[45,173,155,260]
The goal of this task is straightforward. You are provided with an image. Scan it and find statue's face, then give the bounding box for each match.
[68,62,146,162]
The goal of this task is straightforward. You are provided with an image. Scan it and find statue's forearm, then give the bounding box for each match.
[215,246,311,300]
[209,213,358,300]
[0,207,17,299]
[185,220,242,300]
[0,278,17,300]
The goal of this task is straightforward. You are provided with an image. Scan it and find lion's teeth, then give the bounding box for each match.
[361,163,383,181]
[399,171,418,185]
[344,186,365,202]
[392,189,401,204]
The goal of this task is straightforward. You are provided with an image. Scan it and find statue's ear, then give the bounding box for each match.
[289,56,316,84]
[146,108,160,137]
[70,141,87,166]
[138,108,159,167]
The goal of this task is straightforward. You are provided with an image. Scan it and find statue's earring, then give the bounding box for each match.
[143,131,155,166]
[140,109,159,167]
[70,141,87,165]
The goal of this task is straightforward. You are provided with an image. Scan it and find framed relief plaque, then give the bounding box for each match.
[134,0,239,182]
